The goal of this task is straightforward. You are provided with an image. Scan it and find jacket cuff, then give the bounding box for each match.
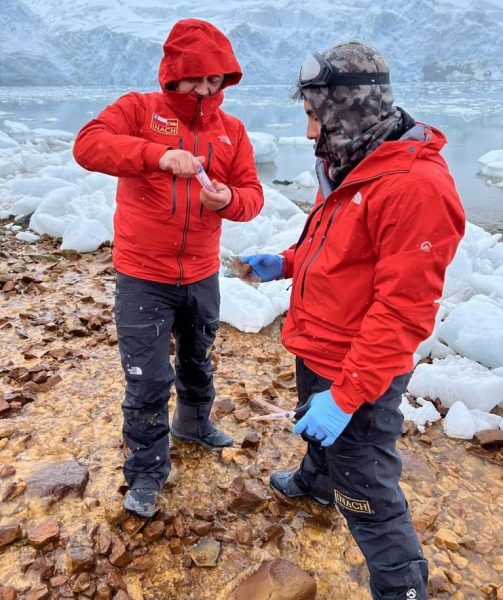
[331,375,365,413]
[215,187,235,215]
[143,143,169,172]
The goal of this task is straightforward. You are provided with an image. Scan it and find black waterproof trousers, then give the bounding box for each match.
[115,272,219,491]
[294,358,428,600]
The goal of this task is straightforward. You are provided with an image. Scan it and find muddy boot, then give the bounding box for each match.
[171,401,233,450]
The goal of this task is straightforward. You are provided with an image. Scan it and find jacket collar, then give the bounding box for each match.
[163,89,224,126]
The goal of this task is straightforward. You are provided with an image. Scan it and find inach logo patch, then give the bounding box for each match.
[151,113,178,135]
[334,489,372,513]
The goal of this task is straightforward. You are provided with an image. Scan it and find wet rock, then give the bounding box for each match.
[399,449,437,484]
[65,541,96,573]
[142,520,165,542]
[121,515,145,536]
[0,464,16,478]
[29,557,55,580]
[106,571,127,591]
[103,498,127,526]
[413,501,440,532]
[260,523,285,543]
[72,572,91,593]
[127,555,155,571]
[190,520,213,537]
[96,531,113,555]
[0,586,18,600]
[114,592,132,600]
[0,523,22,549]
[233,408,251,423]
[228,477,268,513]
[25,460,89,499]
[193,508,214,522]
[0,419,16,439]
[189,539,221,567]
[25,586,50,600]
[26,517,60,546]
[109,535,132,567]
[434,528,460,551]
[95,581,112,600]
[214,398,236,416]
[169,537,183,555]
[236,526,253,546]
[241,431,261,449]
[49,576,68,588]
[475,429,503,447]
[228,559,317,600]
[0,398,10,415]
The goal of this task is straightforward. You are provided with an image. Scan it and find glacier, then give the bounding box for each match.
[1,0,502,86]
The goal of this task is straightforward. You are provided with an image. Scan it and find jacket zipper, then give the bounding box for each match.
[176,96,202,285]
[171,137,184,214]
[200,142,213,217]
[300,203,342,298]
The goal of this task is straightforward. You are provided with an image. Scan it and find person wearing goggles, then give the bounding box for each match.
[242,41,465,600]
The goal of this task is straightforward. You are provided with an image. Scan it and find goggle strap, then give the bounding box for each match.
[301,72,390,87]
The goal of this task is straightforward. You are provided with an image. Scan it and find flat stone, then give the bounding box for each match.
[142,520,165,542]
[189,539,220,567]
[228,559,317,600]
[399,449,437,484]
[25,460,89,499]
[109,535,131,567]
[27,517,60,546]
[227,477,268,513]
[475,429,503,447]
[0,523,22,549]
[434,528,460,551]
[241,431,261,449]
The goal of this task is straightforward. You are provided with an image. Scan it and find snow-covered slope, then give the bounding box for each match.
[2,0,503,86]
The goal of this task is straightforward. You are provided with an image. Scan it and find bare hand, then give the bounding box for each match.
[200,181,232,211]
[159,149,205,177]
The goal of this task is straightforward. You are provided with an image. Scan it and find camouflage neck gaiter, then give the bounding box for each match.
[302,42,403,186]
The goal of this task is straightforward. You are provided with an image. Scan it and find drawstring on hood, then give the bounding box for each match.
[302,41,404,186]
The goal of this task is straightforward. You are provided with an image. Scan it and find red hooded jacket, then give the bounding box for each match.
[281,125,465,413]
[73,19,263,284]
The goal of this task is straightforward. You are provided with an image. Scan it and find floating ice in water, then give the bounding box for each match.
[3,119,30,134]
[278,136,313,145]
[0,131,18,149]
[443,401,477,439]
[265,122,292,129]
[248,131,279,164]
[408,355,503,412]
[293,170,316,188]
[478,149,503,181]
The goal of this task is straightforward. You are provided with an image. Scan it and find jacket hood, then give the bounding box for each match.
[158,19,242,92]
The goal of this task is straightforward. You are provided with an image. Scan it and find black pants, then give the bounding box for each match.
[115,272,219,491]
[294,358,428,600]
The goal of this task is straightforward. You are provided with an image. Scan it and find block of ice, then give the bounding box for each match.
[470,409,503,432]
[443,401,476,439]
[247,131,279,164]
[399,396,441,433]
[408,355,503,411]
[293,170,316,188]
[219,277,277,333]
[438,295,503,368]
[0,131,18,149]
[61,218,111,253]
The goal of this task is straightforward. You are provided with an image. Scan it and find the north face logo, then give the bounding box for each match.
[406,589,417,599]
[352,191,362,205]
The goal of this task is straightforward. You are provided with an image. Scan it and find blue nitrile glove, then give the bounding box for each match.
[294,390,353,447]
[241,254,284,282]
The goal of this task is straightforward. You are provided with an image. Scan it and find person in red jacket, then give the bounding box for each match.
[242,42,465,599]
[73,19,263,518]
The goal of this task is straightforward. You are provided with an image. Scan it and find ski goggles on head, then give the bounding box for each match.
[298,52,391,88]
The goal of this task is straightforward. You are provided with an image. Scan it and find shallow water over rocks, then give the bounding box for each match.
[0,229,502,599]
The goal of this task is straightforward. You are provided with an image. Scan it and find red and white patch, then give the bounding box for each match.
[150,113,178,135]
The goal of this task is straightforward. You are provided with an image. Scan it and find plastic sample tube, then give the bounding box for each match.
[196,165,217,193]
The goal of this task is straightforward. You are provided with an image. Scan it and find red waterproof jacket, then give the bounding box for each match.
[73,19,263,284]
[281,125,465,413]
